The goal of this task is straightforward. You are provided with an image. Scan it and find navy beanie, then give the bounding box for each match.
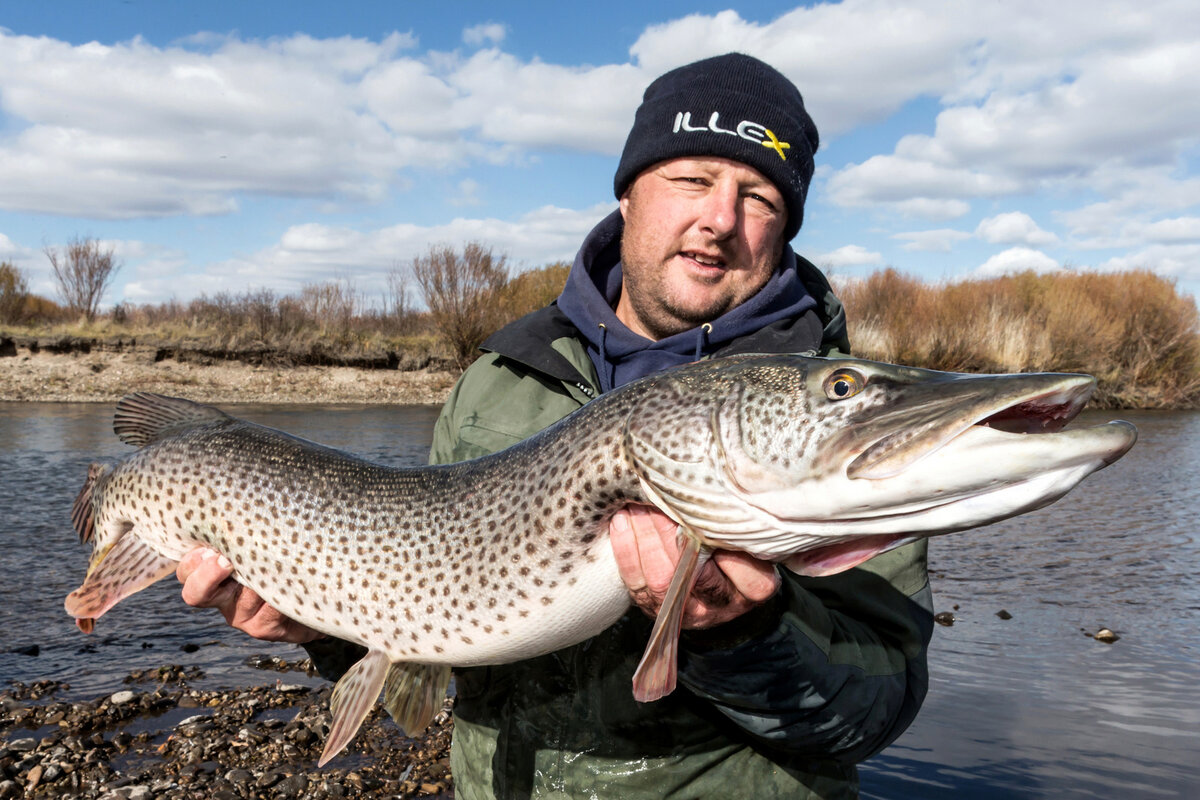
[614,53,819,240]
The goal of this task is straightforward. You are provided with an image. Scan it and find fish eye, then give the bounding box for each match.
[824,369,866,400]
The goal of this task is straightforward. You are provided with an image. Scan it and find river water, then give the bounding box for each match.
[1,402,1196,797]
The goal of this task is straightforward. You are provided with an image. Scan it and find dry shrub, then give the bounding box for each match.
[839,268,1200,409]
[499,261,570,324]
[412,242,508,369]
[45,237,121,323]
[0,262,29,324]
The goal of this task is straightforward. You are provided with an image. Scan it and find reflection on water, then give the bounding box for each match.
[1,403,1197,797]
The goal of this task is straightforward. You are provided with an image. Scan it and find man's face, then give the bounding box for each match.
[616,156,788,341]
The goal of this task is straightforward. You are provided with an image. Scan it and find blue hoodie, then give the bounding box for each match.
[557,209,818,393]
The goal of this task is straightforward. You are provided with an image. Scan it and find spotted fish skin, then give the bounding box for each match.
[64,354,1137,765]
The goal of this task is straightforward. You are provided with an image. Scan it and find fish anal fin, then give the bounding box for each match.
[113,393,230,447]
[71,462,109,544]
[320,649,390,767]
[783,534,915,577]
[632,533,710,703]
[381,662,451,735]
[64,533,178,625]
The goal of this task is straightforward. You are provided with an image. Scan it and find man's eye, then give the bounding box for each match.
[747,193,778,211]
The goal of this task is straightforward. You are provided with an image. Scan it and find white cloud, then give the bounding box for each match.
[893,228,971,252]
[1122,217,1200,244]
[0,30,642,219]
[448,178,483,207]
[975,212,1060,246]
[120,203,615,304]
[975,247,1060,277]
[463,23,507,47]
[826,154,1014,219]
[814,245,884,270]
[1097,243,1200,284]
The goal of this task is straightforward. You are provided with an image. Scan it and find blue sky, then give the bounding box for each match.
[2,1,1198,309]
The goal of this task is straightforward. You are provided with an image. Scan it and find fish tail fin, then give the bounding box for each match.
[319,649,390,767]
[113,392,230,447]
[632,532,709,703]
[381,662,451,735]
[71,462,109,544]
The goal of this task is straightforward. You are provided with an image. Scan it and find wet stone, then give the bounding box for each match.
[110,690,137,706]
[224,768,253,784]
[275,773,309,797]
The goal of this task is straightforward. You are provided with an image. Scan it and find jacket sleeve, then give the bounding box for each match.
[677,543,933,762]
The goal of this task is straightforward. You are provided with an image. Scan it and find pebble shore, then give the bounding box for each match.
[0,659,454,799]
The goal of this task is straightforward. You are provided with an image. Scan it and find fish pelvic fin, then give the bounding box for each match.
[113,393,231,447]
[381,662,451,735]
[64,532,178,627]
[632,532,710,703]
[320,649,390,767]
[71,462,109,544]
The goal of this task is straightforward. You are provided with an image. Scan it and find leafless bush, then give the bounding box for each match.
[0,261,29,324]
[498,261,570,324]
[45,237,121,322]
[301,280,360,339]
[412,242,509,369]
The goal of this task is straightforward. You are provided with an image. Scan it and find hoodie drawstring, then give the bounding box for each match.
[694,323,712,362]
[597,323,615,392]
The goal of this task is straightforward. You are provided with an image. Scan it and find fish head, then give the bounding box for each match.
[625,355,1137,563]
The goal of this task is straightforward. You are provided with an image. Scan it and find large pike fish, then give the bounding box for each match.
[65,355,1136,765]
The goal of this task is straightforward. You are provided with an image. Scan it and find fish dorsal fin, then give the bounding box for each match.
[113,393,231,447]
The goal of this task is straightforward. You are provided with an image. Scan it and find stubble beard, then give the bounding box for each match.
[619,240,784,341]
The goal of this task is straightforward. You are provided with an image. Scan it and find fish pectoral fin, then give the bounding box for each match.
[632,533,711,703]
[320,649,390,767]
[783,534,916,577]
[63,533,177,625]
[381,662,451,735]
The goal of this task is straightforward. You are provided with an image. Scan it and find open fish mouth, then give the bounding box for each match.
[844,372,1123,480]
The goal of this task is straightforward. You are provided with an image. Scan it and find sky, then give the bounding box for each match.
[1,0,1198,310]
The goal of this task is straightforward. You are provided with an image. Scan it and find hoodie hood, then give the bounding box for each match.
[557,209,817,393]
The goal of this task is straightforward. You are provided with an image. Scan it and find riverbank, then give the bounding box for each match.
[0,344,458,405]
[0,660,454,799]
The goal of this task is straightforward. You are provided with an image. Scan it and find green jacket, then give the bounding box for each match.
[424,265,932,799]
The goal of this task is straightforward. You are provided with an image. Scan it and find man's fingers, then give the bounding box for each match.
[610,508,645,591]
[178,548,237,609]
[629,504,680,594]
[712,550,781,603]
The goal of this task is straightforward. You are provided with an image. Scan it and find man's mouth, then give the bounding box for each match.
[683,251,726,268]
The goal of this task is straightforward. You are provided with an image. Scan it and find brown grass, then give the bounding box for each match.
[837,268,1200,408]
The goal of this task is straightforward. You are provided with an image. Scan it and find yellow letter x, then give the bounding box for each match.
[762,129,791,160]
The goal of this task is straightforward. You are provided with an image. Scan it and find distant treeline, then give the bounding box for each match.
[837,268,1200,409]
[2,251,1197,408]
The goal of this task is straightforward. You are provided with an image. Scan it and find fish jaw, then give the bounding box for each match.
[625,356,1138,564]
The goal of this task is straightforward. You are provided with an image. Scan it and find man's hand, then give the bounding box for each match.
[176,547,324,644]
[610,504,780,629]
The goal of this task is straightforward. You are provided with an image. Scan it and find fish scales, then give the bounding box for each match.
[91,384,663,666]
[65,354,1137,765]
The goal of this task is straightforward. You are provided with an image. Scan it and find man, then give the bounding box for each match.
[179,53,933,798]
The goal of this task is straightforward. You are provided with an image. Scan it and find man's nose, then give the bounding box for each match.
[697,182,739,239]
